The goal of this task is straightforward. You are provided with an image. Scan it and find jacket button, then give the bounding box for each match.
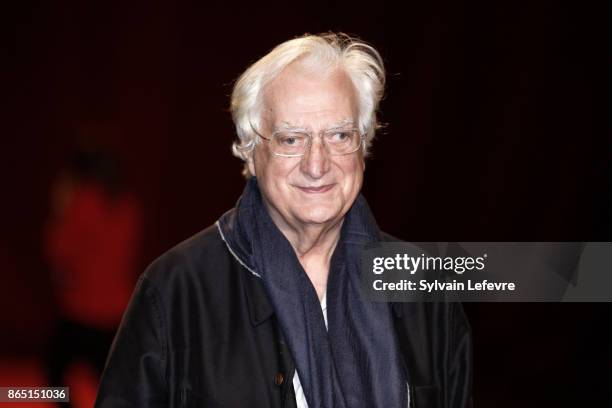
[274,372,285,386]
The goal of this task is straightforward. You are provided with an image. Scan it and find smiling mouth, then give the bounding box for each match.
[296,184,335,194]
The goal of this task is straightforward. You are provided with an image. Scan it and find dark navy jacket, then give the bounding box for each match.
[95,225,472,408]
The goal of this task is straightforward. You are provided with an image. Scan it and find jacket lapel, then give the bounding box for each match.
[238,260,275,326]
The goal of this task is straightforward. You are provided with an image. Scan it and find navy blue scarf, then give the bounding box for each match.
[218,178,407,407]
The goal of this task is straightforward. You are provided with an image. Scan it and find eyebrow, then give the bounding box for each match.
[273,119,356,132]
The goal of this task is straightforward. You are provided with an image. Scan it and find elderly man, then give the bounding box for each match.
[95,33,472,408]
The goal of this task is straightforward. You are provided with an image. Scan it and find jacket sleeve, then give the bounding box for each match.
[95,274,168,408]
[445,302,473,408]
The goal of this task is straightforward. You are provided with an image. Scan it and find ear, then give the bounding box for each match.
[246,151,256,177]
[359,149,366,171]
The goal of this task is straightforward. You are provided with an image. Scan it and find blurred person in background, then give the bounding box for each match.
[44,146,142,407]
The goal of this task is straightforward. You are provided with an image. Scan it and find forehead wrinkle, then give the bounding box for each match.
[272,122,308,132]
[272,118,356,133]
[327,118,356,129]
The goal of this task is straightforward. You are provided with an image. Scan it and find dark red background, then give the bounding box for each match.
[3,0,610,406]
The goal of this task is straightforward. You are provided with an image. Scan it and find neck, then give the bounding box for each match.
[265,203,343,300]
[284,221,343,258]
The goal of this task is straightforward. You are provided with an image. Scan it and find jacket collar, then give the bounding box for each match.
[241,260,275,326]
[217,220,273,326]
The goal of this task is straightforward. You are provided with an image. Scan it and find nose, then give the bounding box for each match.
[300,136,331,179]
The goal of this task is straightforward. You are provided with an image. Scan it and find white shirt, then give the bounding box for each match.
[293,292,327,408]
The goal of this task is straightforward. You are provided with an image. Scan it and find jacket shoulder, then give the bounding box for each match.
[143,224,233,293]
[380,231,402,242]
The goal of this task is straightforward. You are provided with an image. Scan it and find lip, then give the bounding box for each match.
[296,184,335,194]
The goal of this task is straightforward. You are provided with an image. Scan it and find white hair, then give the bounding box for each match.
[230,33,386,172]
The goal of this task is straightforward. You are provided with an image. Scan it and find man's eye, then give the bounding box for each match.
[278,134,304,146]
[329,132,351,143]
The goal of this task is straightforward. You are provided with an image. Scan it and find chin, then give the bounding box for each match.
[294,205,342,226]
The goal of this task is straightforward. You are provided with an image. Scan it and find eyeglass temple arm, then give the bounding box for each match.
[249,122,271,141]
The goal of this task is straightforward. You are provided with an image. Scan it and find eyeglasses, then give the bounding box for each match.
[250,123,365,157]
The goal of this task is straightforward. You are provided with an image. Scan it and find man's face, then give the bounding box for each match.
[248,63,365,231]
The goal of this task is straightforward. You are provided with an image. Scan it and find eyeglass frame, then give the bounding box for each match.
[249,122,366,158]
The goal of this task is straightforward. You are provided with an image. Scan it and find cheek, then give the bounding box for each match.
[340,158,364,190]
[256,153,298,193]
[254,149,277,181]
